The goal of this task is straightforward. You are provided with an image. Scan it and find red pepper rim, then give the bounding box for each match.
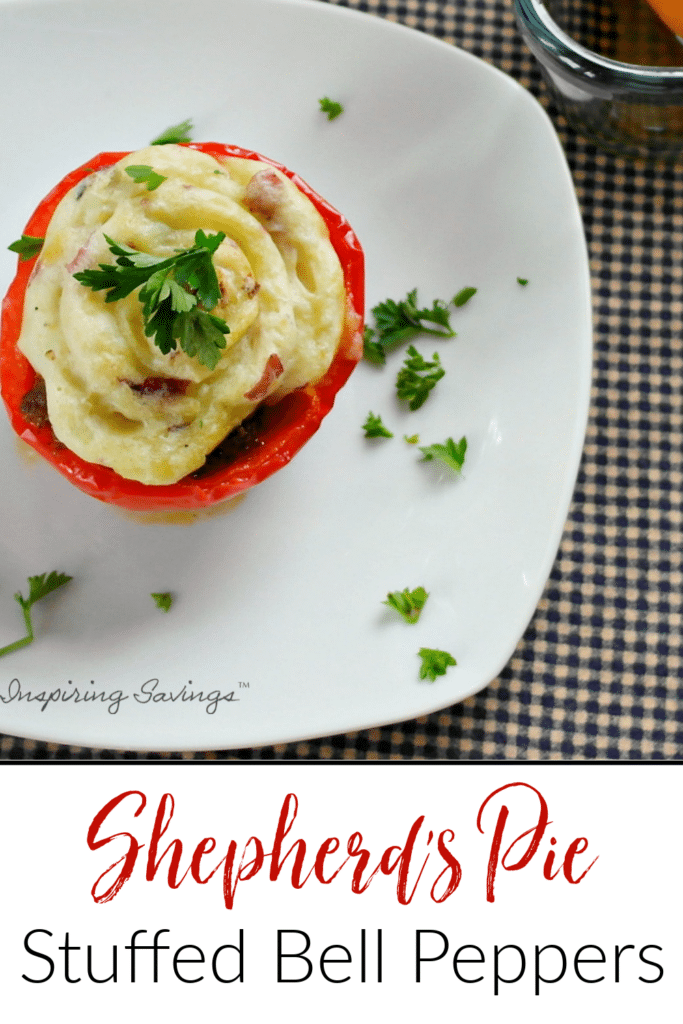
[0,143,364,511]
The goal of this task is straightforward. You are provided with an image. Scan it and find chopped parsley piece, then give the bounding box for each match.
[453,286,477,307]
[319,97,344,120]
[364,288,455,364]
[384,586,428,624]
[150,118,194,145]
[419,436,467,473]
[517,277,529,286]
[418,647,456,681]
[396,346,445,410]
[404,433,420,445]
[363,325,386,364]
[0,571,72,658]
[151,592,173,612]
[363,412,393,438]
[125,165,167,191]
[74,230,230,370]
[8,234,44,261]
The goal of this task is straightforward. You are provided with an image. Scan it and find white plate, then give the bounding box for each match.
[0,0,591,750]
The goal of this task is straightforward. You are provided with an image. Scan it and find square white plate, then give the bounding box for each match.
[0,0,591,750]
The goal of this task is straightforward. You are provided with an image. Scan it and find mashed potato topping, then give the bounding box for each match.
[17,145,346,485]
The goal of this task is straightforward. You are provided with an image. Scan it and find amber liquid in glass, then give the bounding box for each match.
[547,0,683,66]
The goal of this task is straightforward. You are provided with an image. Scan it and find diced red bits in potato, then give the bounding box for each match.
[244,353,284,401]
[243,169,283,220]
[243,275,260,298]
[65,232,95,273]
[124,376,190,398]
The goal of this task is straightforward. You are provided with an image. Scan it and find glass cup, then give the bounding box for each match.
[513,0,683,160]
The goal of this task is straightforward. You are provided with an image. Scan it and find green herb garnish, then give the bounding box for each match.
[396,346,445,410]
[0,572,72,658]
[384,586,428,624]
[125,165,167,191]
[150,118,194,145]
[74,230,230,370]
[517,277,529,286]
[404,433,420,445]
[8,235,44,261]
[366,288,455,364]
[419,436,467,473]
[151,592,173,612]
[418,647,456,681]
[363,325,386,364]
[363,412,393,438]
[453,286,477,307]
[319,97,344,120]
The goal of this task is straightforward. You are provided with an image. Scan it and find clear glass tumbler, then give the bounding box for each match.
[513,0,683,160]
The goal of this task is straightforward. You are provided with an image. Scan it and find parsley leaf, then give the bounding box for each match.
[150,118,194,145]
[363,325,387,365]
[0,571,72,658]
[363,412,393,438]
[125,165,167,191]
[8,234,44,261]
[517,277,529,286]
[319,97,344,120]
[404,433,420,445]
[366,288,455,363]
[74,230,230,369]
[151,592,173,612]
[418,647,456,681]
[395,346,445,410]
[453,286,477,307]
[384,586,428,624]
[376,289,454,342]
[170,310,230,371]
[419,436,467,473]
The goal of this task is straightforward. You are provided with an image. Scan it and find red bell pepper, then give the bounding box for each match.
[0,143,364,511]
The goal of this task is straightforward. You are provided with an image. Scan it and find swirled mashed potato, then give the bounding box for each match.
[17,145,346,484]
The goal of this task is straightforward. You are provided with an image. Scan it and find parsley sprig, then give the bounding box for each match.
[125,165,166,191]
[418,647,456,681]
[384,586,428,624]
[363,412,393,438]
[364,288,455,364]
[0,572,72,658]
[419,436,467,473]
[151,592,173,612]
[364,325,386,365]
[396,346,445,410]
[74,230,230,370]
[319,97,344,120]
[453,286,477,307]
[151,118,194,145]
[8,234,44,261]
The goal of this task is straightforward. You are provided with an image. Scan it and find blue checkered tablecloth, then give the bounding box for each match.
[2,0,682,760]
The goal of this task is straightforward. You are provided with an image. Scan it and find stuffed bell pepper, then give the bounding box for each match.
[0,142,364,511]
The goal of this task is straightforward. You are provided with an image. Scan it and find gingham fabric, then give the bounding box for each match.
[2,0,682,760]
